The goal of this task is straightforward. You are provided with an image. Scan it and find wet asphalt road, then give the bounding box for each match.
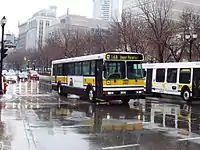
[0,81,200,150]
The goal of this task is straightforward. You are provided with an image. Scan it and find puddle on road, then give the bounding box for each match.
[0,81,200,149]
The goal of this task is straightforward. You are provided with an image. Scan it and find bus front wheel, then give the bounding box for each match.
[181,88,191,102]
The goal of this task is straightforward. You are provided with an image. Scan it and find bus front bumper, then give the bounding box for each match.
[102,91,145,101]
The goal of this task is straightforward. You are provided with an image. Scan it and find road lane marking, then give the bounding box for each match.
[101,144,140,149]
[62,125,92,128]
[18,94,52,97]
[177,137,200,142]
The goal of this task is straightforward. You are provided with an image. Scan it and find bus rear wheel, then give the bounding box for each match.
[181,89,191,102]
[87,89,95,103]
[58,84,63,95]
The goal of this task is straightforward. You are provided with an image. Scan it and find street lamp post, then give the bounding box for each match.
[0,16,7,94]
[185,33,198,62]
[27,60,30,70]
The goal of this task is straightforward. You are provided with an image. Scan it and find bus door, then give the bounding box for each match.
[146,69,153,94]
[165,68,178,95]
[95,60,103,99]
[192,68,200,98]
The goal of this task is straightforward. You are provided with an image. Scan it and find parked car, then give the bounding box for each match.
[18,71,28,81]
[28,70,39,80]
[2,70,7,76]
[5,72,18,83]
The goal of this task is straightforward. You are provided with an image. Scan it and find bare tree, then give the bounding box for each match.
[59,27,73,57]
[112,12,129,51]
[92,26,111,53]
[69,29,86,57]
[138,0,174,62]
[179,9,200,60]
[81,31,95,55]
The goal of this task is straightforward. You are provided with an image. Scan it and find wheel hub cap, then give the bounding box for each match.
[89,90,93,100]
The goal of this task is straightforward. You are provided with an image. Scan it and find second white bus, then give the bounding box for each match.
[142,62,200,102]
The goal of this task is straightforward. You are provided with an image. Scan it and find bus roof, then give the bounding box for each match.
[142,62,200,69]
[52,52,144,64]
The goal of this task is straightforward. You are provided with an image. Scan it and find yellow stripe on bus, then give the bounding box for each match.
[84,77,95,85]
[51,76,67,83]
[52,76,144,86]
[103,79,144,86]
[83,77,144,86]
[178,84,192,91]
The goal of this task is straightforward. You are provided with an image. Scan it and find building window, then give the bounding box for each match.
[40,20,44,25]
[156,69,165,82]
[61,19,66,23]
[46,21,50,27]
[167,68,177,83]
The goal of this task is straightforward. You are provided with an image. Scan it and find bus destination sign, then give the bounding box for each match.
[106,54,143,60]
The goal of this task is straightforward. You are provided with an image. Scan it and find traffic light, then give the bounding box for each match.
[1,48,8,60]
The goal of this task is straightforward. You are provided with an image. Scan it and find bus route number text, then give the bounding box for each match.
[106,54,142,60]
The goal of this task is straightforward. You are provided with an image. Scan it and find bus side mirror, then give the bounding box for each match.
[143,70,146,77]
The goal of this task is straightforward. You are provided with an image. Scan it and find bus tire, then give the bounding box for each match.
[181,87,191,102]
[87,89,95,103]
[86,85,95,103]
[57,83,63,96]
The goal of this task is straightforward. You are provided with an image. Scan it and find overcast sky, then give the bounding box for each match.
[0,0,93,35]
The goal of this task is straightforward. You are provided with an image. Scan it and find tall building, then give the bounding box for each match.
[93,0,120,21]
[18,6,57,50]
[122,0,200,18]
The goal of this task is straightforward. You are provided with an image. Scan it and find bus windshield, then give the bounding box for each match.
[127,62,143,79]
[104,61,125,79]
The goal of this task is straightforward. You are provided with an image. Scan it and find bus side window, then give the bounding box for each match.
[82,61,90,75]
[179,68,191,84]
[156,69,165,82]
[90,61,95,75]
[57,64,63,76]
[167,68,177,83]
[75,62,82,75]
[68,63,75,75]
[63,63,68,75]
[53,64,57,76]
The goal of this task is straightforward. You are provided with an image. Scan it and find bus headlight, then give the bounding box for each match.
[121,91,126,94]
[108,92,114,95]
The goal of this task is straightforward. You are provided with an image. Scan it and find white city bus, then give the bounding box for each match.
[51,52,145,104]
[142,62,200,102]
